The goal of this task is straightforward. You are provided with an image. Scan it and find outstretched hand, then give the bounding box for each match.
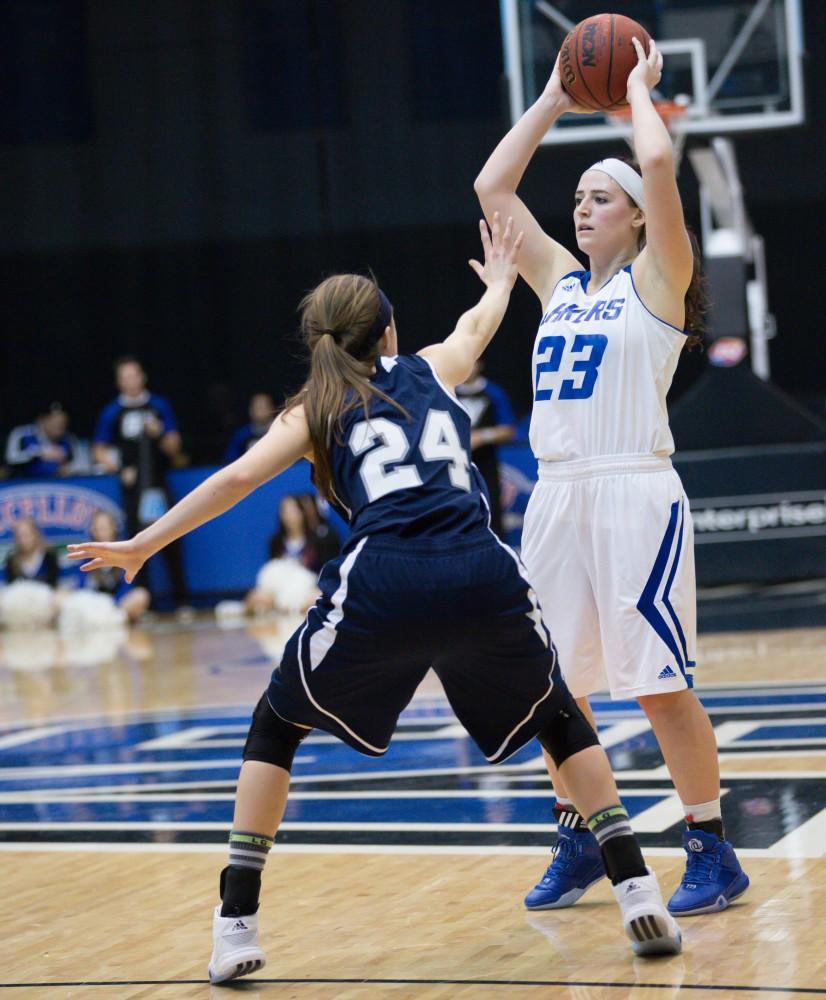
[468,212,524,290]
[67,539,147,584]
[626,37,663,97]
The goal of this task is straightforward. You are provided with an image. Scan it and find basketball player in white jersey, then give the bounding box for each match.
[475,38,748,916]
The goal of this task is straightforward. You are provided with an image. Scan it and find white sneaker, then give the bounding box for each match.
[612,869,682,957]
[208,906,266,984]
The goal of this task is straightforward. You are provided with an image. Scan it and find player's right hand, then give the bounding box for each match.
[545,53,599,115]
[468,212,524,291]
[66,539,147,584]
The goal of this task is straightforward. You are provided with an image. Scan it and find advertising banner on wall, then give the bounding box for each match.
[0,476,125,578]
[498,441,826,586]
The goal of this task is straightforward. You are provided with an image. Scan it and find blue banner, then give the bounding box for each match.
[168,461,348,595]
[0,477,124,546]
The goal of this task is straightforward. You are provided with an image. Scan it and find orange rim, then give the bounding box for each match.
[607,100,688,128]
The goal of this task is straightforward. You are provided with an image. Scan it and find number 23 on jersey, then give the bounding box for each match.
[535,334,608,401]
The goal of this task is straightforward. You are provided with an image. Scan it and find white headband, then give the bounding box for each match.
[587,158,645,211]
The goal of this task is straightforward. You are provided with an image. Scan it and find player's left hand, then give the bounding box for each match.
[626,37,663,97]
[468,212,524,291]
[66,539,147,584]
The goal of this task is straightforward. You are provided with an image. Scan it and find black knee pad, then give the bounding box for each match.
[242,694,309,772]
[536,682,599,769]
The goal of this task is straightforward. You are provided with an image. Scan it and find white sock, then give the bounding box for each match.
[682,798,722,823]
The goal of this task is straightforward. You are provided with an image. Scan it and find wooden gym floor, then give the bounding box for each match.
[1,621,825,999]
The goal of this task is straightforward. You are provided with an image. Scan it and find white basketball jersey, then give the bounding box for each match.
[529,266,686,462]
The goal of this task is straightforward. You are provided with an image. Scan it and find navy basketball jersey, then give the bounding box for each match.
[329,354,490,545]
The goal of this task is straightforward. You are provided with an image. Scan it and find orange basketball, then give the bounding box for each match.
[559,13,651,111]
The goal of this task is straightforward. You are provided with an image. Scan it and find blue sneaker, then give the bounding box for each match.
[667,828,750,915]
[524,824,606,910]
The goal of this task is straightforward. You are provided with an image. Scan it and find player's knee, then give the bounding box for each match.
[242,694,309,772]
[637,688,693,721]
[536,682,600,769]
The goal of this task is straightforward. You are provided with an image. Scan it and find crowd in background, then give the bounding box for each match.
[1,355,517,612]
[2,356,278,481]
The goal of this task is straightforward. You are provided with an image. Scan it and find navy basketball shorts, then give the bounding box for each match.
[266,530,564,763]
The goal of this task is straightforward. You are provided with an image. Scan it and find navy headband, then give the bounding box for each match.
[366,288,393,347]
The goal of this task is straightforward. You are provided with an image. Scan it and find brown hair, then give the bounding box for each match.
[10,517,44,570]
[620,158,708,350]
[283,274,406,500]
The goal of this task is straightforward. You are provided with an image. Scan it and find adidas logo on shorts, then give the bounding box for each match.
[658,665,677,680]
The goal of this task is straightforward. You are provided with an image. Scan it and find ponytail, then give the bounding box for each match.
[283,274,408,500]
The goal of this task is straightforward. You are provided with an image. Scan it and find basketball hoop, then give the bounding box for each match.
[606,100,689,172]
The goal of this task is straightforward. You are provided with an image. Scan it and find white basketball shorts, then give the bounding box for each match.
[521,454,696,700]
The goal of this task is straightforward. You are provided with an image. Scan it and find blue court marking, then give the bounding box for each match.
[2,686,826,850]
[0,718,660,796]
[738,724,826,741]
[0,794,666,826]
[0,770,243,793]
[0,734,542,770]
[590,691,826,714]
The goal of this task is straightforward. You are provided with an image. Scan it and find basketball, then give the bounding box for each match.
[559,13,651,111]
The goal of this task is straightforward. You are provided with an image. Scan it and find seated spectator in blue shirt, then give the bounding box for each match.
[4,518,59,586]
[5,403,79,478]
[224,393,276,463]
[75,510,150,623]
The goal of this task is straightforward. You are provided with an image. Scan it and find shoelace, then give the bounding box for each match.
[541,834,577,880]
[682,847,720,884]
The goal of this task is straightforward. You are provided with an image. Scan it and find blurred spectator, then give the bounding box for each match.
[245,493,340,615]
[92,356,189,607]
[224,392,276,462]
[455,359,516,538]
[74,510,151,624]
[5,403,79,478]
[268,494,339,573]
[295,493,341,567]
[4,518,59,586]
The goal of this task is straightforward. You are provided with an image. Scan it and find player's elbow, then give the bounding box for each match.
[224,465,258,495]
[474,173,503,205]
[638,148,673,174]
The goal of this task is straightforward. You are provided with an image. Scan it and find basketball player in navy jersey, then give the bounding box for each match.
[475,40,748,916]
[70,215,682,982]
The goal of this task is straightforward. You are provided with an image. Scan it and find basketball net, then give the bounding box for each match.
[606,100,688,173]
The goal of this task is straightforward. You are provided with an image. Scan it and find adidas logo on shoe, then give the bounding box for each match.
[658,665,677,679]
[231,920,249,932]
[625,882,641,894]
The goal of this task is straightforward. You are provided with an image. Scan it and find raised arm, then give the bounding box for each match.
[627,38,694,319]
[419,213,523,388]
[68,407,312,581]
[474,57,591,305]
